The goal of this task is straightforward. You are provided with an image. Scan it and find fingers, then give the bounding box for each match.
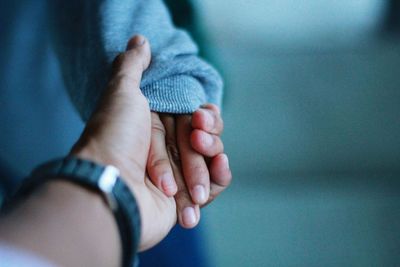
[177,116,210,206]
[192,104,223,135]
[160,115,200,228]
[191,104,224,157]
[147,112,177,197]
[206,153,232,206]
[190,129,224,157]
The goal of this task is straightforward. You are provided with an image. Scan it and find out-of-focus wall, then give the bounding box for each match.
[195,1,400,266]
[196,0,400,176]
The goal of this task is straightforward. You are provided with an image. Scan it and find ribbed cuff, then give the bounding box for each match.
[141,75,207,114]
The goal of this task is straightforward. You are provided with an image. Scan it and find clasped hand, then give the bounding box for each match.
[72,35,232,251]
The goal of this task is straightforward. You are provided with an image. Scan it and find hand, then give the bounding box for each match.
[146,105,232,228]
[72,35,176,251]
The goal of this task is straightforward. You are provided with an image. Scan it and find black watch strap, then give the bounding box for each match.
[10,156,141,267]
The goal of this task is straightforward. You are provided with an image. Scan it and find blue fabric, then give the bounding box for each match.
[139,224,211,267]
[0,1,215,266]
[48,0,223,120]
[0,0,84,176]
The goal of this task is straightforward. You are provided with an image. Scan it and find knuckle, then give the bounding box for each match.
[189,164,209,180]
[112,53,126,68]
[151,119,166,135]
[149,157,170,170]
[111,74,140,88]
[107,74,142,100]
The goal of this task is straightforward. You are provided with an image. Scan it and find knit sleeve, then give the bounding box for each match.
[47,0,223,121]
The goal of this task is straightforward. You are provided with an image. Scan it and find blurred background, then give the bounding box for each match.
[0,1,399,266]
[190,0,400,266]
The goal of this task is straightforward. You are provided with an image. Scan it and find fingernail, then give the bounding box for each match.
[201,132,213,147]
[161,173,176,195]
[134,35,146,46]
[192,185,206,204]
[182,207,197,227]
[126,35,146,50]
[222,154,230,169]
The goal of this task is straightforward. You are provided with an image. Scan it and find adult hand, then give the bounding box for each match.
[72,35,176,251]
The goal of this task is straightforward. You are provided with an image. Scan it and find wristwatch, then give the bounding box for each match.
[7,156,141,267]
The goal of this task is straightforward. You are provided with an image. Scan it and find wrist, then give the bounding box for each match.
[71,140,144,189]
[0,180,120,267]
[3,156,143,266]
[40,180,121,267]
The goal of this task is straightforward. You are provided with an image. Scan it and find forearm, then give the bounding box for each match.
[0,181,120,267]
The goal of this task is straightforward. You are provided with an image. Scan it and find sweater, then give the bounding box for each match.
[0,0,222,177]
[48,0,223,120]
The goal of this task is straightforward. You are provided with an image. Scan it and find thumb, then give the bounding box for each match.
[73,35,152,177]
[110,35,151,89]
[94,34,152,131]
[104,35,151,106]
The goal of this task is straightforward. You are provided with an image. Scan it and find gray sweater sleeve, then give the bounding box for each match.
[47,0,223,121]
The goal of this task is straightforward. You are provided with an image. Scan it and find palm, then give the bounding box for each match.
[131,176,176,252]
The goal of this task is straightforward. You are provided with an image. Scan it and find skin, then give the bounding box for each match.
[147,96,232,229]
[0,35,232,266]
[71,36,177,252]
[1,35,175,266]
[0,181,123,267]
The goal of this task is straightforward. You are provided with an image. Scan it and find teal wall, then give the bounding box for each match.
[197,1,400,266]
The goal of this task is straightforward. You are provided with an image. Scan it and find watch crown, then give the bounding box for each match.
[98,165,120,211]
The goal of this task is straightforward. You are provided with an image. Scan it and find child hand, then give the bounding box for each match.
[147,104,232,228]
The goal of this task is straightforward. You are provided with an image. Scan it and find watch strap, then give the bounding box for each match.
[10,157,141,267]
